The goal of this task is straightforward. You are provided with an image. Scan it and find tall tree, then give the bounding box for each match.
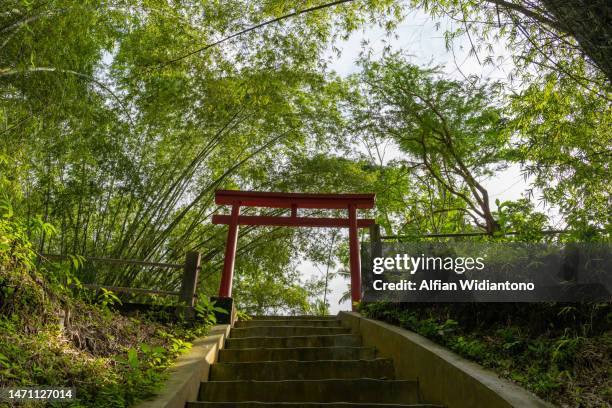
[349,55,508,233]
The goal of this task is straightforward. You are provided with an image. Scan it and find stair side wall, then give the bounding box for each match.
[134,324,231,408]
[338,311,554,408]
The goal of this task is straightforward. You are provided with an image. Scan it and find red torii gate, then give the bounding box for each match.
[212,190,376,307]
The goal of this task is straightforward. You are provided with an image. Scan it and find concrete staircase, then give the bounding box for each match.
[187,315,441,408]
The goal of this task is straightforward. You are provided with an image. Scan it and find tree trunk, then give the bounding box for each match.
[490,0,612,82]
[540,0,612,82]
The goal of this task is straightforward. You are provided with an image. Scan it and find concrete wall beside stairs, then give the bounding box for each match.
[338,311,555,408]
[133,324,230,408]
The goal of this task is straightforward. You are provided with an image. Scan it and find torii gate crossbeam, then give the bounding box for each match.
[212,190,376,309]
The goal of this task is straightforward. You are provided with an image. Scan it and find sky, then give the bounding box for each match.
[328,9,515,81]
[298,9,536,315]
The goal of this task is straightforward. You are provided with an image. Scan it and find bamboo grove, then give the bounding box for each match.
[1,0,610,313]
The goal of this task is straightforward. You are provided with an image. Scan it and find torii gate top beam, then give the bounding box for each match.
[215,190,375,210]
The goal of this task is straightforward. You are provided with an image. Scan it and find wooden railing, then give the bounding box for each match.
[376,228,607,240]
[368,225,608,260]
[42,252,201,307]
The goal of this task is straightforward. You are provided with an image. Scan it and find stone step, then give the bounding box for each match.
[235,320,342,328]
[218,346,377,363]
[198,379,419,404]
[210,359,395,381]
[230,326,350,339]
[225,334,362,349]
[188,403,441,408]
[248,316,338,320]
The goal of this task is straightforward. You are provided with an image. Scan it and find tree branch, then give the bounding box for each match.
[147,0,358,70]
[0,67,134,126]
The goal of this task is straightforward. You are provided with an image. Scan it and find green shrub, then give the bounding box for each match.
[0,211,217,407]
[360,302,611,407]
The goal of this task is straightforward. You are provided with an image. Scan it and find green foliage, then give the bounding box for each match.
[193,297,228,325]
[507,72,611,229]
[235,309,252,321]
[0,0,400,313]
[0,211,50,319]
[0,206,216,407]
[97,288,122,309]
[0,299,214,408]
[348,53,508,233]
[419,1,610,87]
[452,336,488,361]
[494,198,549,242]
[311,299,331,317]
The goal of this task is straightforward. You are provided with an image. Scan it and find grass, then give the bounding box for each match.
[360,302,611,408]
